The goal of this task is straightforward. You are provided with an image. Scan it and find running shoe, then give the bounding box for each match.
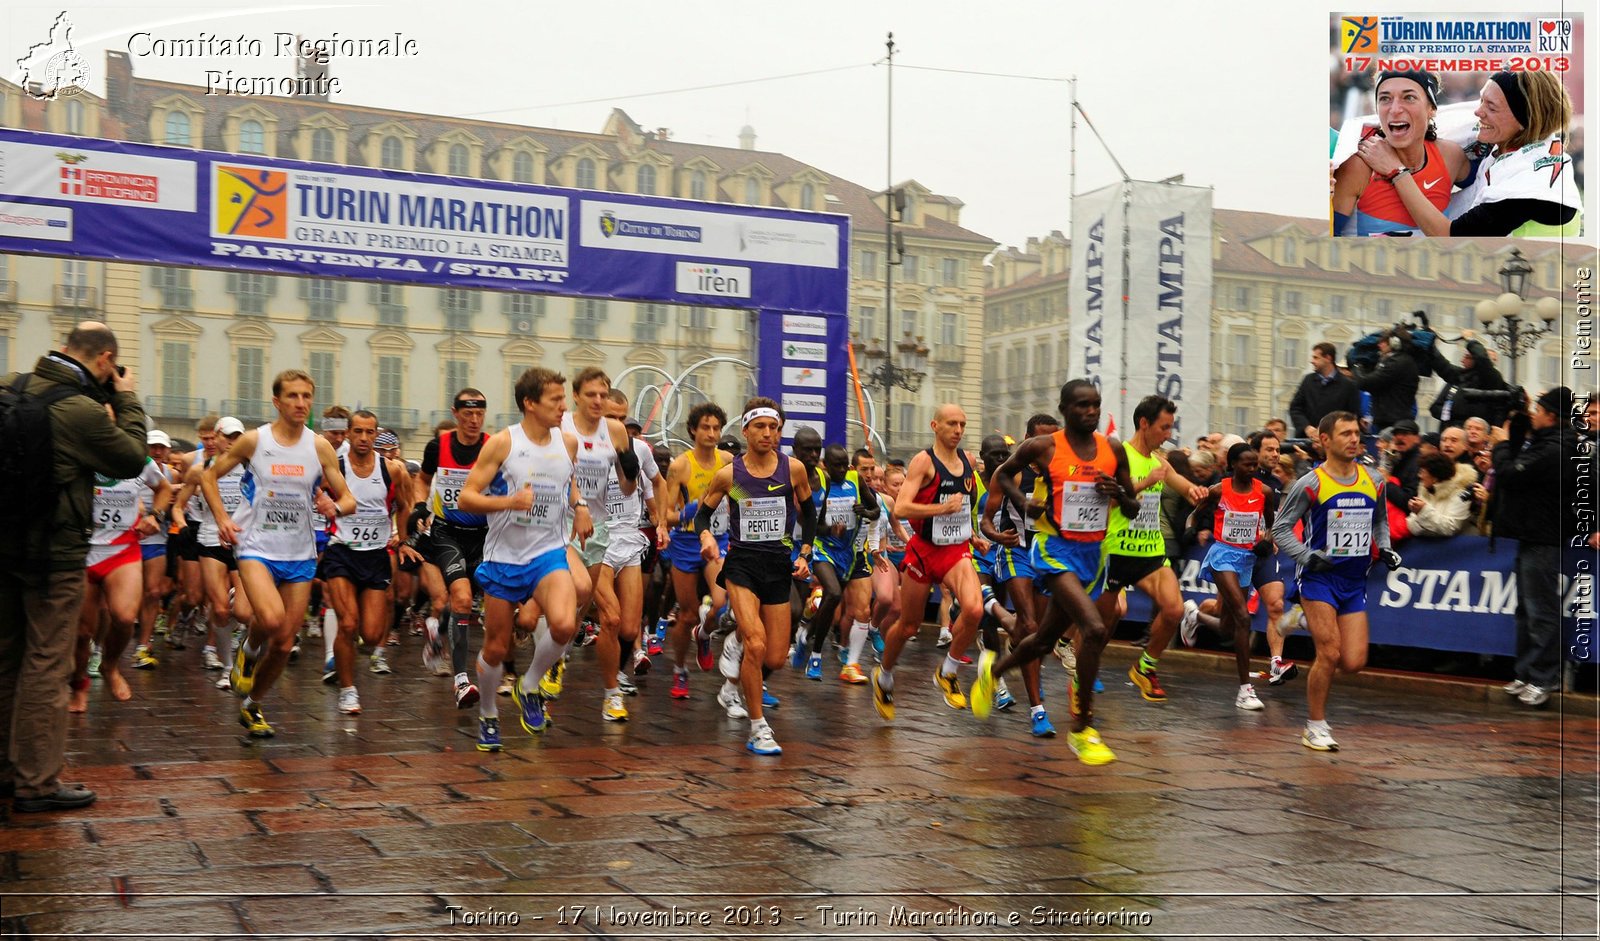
[454,679,479,709]
[132,645,158,670]
[1519,684,1551,708]
[746,725,782,756]
[238,703,274,738]
[338,687,361,715]
[805,654,823,681]
[1502,679,1528,696]
[154,613,169,636]
[647,634,664,656]
[203,647,224,671]
[616,672,638,697]
[1129,664,1167,703]
[933,668,968,710]
[1066,726,1115,765]
[322,656,337,685]
[386,632,400,646]
[632,648,652,675]
[512,681,550,734]
[839,663,868,684]
[307,620,322,639]
[1179,600,1199,647]
[476,717,502,752]
[970,651,996,720]
[214,674,230,691]
[718,682,747,718]
[790,625,810,668]
[719,632,743,678]
[953,651,973,665]
[1278,604,1307,634]
[539,660,564,700]
[1301,726,1339,751]
[230,643,258,697]
[422,632,445,676]
[936,628,953,648]
[693,624,715,671]
[288,643,301,663]
[670,672,690,699]
[1268,660,1300,686]
[1236,684,1265,711]
[602,694,628,722]
[761,687,779,708]
[1054,638,1076,672]
[870,667,895,721]
[166,627,186,650]
[498,673,517,697]
[369,651,392,675]
[86,646,101,679]
[995,679,1016,712]
[1030,711,1056,738]
[868,627,884,658]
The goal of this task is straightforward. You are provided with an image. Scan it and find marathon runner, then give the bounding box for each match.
[1192,442,1277,711]
[658,404,732,700]
[173,417,250,689]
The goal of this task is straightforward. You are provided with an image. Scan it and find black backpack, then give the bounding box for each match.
[0,373,83,554]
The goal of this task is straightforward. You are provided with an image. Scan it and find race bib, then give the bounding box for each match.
[512,481,565,532]
[574,455,609,502]
[1325,509,1372,558]
[604,478,632,525]
[258,494,308,533]
[932,510,972,546]
[1129,491,1161,532]
[825,495,855,529]
[710,501,730,537]
[434,467,469,511]
[93,486,137,531]
[1221,509,1260,546]
[738,496,786,542]
[342,514,389,549]
[1057,481,1108,534]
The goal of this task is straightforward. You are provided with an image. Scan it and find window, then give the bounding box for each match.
[1232,407,1251,434]
[1329,295,1346,316]
[636,164,656,195]
[304,278,342,320]
[229,272,272,314]
[65,99,84,134]
[512,151,535,183]
[239,120,266,155]
[0,334,7,372]
[859,250,879,280]
[1328,242,1342,267]
[163,111,191,146]
[1414,252,1431,277]
[151,268,192,309]
[1374,246,1388,269]
[373,283,405,325]
[307,351,335,402]
[376,356,404,410]
[1458,256,1475,282]
[503,294,544,334]
[1039,342,1053,378]
[447,143,469,176]
[575,158,596,189]
[161,342,190,399]
[1233,285,1251,309]
[237,347,265,403]
[1226,333,1253,366]
[444,359,471,397]
[900,309,922,339]
[858,306,878,343]
[1375,298,1392,319]
[442,289,480,331]
[685,306,710,330]
[941,258,963,287]
[60,259,89,305]
[941,311,959,347]
[311,128,335,163]
[898,403,915,432]
[574,298,606,338]
[744,177,760,205]
[1284,291,1302,315]
[900,254,919,284]
[799,183,814,210]
[380,136,404,169]
[508,363,532,408]
[1279,337,1302,369]
[635,303,669,342]
[690,170,707,200]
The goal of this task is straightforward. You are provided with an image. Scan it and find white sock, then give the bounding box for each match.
[941,655,961,677]
[323,609,337,658]
[604,687,620,699]
[533,617,552,649]
[846,620,870,666]
[476,655,502,718]
[983,596,1004,618]
[1031,704,1046,718]
[340,685,356,696]
[1307,718,1330,733]
[526,636,570,692]
[749,716,770,733]
[720,634,743,679]
[455,671,469,686]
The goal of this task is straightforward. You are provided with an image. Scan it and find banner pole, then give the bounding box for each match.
[846,338,874,457]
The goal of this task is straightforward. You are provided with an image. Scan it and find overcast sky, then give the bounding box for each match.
[6,0,1596,251]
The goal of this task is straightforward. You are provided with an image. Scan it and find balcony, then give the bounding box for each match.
[219,399,271,425]
[144,395,208,420]
[54,285,98,310]
[374,407,420,429]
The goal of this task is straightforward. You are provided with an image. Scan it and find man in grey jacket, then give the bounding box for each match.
[0,322,147,812]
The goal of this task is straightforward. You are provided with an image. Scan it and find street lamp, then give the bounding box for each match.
[1474,247,1559,385]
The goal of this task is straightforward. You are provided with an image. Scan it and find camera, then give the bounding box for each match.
[1431,384,1524,424]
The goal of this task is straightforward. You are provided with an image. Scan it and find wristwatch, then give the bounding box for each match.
[572,498,590,510]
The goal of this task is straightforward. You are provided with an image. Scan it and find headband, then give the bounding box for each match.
[1488,72,1529,130]
[321,417,349,431]
[454,398,487,411]
[1375,70,1438,106]
[742,407,780,428]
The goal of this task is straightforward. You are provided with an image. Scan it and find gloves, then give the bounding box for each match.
[1306,552,1336,574]
[1378,548,1402,571]
[1252,539,1274,558]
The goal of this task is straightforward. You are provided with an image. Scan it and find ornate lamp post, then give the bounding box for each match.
[1474,247,1559,385]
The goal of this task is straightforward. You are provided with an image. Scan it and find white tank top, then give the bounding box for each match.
[603,438,655,529]
[561,412,617,523]
[198,460,246,548]
[138,461,175,547]
[235,424,323,561]
[332,455,393,550]
[185,447,207,520]
[484,423,574,565]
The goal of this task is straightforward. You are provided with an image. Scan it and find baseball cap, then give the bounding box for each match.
[216,416,246,437]
[624,415,643,431]
[146,429,172,448]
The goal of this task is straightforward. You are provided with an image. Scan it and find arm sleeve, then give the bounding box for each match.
[1450,198,1576,237]
[1271,472,1319,565]
[797,491,817,547]
[420,438,440,476]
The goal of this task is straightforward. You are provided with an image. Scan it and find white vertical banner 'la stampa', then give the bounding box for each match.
[1126,182,1212,442]
[1068,182,1125,421]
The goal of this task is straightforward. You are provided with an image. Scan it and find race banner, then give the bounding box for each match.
[0,129,850,316]
[1067,182,1124,415]
[1126,182,1213,442]
[1124,536,1595,663]
[757,310,849,447]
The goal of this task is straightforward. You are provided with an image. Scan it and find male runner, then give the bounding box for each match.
[167,415,222,648]
[173,417,250,687]
[972,380,1140,765]
[694,398,815,754]
[657,404,732,699]
[1192,442,1277,711]
[601,391,662,705]
[801,444,879,682]
[207,372,355,738]
[319,410,413,715]
[1272,410,1400,751]
[418,389,492,707]
[457,367,590,749]
[132,430,177,669]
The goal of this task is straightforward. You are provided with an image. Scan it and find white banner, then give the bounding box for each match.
[0,139,197,212]
[1126,182,1213,442]
[580,200,840,268]
[1068,183,1125,420]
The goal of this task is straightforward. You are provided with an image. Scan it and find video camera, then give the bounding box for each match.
[1431,384,1525,423]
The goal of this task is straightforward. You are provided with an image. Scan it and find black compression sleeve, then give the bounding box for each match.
[617,445,640,482]
[694,498,717,534]
[798,494,817,547]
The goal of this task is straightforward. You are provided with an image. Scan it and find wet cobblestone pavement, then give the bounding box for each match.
[2,633,1596,939]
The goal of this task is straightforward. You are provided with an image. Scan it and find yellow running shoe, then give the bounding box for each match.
[230,642,258,698]
[870,667,895,721]
[238,703,274,738]
[1128,664,1167,703]
[970,650,996,720]
[132,646,159,670]
[933,668,967,710]
[838,663,868,685]
[601,694,628,722]
[539,659,565,700]
[1066,726,1115,765]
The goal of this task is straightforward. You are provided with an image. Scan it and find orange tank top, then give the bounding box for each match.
[1041,431,1118,543]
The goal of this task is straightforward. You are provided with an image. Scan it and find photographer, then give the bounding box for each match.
[1352,328,1421,432]
[0,322,148,812]
[1491,386,1576,708]
[1430,334,1512,428]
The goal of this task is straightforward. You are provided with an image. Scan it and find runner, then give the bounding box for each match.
[587,387,653,720]
[417,390,492,708]
[207,370,355,738]
[868,464,912,646]
[991,415,1060,727]
[800,444,879,683]
[971,380,1141,765]
[657,404,733,700]
[693,397,815,755]
[1272,410,1401,751]
[131,430,177,669]
[173,417,251,689]
[870,403,986,719]
[166,415,221,649]
[305,405,353,646]
[1192,442,1278,711]
[611,404,666,685]
[319,410,413,715]
[457,367,590,749]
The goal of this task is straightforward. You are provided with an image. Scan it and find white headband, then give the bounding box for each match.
[742,407,780,428]
[322,418,349,431]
